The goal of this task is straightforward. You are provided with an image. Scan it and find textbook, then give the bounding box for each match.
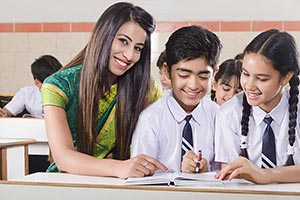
[125,172,223,186]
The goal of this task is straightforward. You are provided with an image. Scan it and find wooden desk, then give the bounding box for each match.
[0,138,35,180]
[0,172,299,200]
[0,118,48,155]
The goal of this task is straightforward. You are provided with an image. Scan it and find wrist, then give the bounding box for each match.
[111,159,124,178]
[263,168,276,183]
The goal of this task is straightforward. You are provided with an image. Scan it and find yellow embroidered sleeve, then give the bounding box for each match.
[41,83,69,109]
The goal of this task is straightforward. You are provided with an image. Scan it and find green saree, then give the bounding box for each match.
[41,65,118,172]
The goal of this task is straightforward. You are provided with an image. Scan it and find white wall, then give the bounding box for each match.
[1,0,300,22]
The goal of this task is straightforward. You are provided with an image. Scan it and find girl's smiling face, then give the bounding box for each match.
[213,76,241,105]
[241,53,292,112]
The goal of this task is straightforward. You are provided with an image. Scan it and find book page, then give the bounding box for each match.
[172,172,217,181]
[125,172,173,185]
[172,172,223,186]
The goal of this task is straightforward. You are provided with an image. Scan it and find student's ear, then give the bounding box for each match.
[212,80,217,91]
[163,62,171,79]
[281,71,294,86]
[34,79,43,90]
[213,68,219,77]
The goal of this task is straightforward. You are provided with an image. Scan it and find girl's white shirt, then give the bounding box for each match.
[215,88,300,167]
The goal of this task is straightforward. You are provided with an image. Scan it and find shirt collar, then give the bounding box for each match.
[166,91,202,124]
[252,89,288,126]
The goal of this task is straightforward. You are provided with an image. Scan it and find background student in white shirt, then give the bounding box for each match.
[131,25,222,173]
[215,29,300,184]
[0,55,62,118]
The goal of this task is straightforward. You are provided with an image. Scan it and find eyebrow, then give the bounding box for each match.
[117,34,145,46]
[242,68,271,78]
[176,68,211,75]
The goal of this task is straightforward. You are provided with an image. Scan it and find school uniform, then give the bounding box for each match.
[5,85,43,118]
[131,92,219,173]
[215,89,300,167]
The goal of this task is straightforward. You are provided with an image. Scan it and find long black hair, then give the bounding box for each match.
[240,29,299,166]
[65,2,156,159]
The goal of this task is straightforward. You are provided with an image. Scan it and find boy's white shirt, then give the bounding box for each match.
[5,85,43,118]
[131,91,220,173]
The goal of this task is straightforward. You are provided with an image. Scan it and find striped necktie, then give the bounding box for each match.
[181,115,193,159]
[261,116,277,168]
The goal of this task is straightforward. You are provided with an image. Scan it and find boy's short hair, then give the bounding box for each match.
[165,25,222,70]
[31,55,63,82]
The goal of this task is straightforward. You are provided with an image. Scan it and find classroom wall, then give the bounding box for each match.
[1,0,300,94]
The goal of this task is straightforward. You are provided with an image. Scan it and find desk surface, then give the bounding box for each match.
[0,118,47,142]
[0,138,36,148]
[0,172,299,198]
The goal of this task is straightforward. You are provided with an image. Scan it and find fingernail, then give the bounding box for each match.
[164,167,168,171]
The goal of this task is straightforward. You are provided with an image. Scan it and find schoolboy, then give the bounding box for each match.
[131,26,222,173]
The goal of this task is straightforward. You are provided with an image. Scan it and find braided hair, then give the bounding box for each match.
[240,29,299,166]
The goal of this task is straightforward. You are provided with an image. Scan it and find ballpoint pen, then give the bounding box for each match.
[195,150,202,173]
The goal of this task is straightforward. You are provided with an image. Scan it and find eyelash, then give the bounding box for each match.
[178,75,210,80]
[199,76,209,80]
[118,38,142,52]
[134,46,142,52]
[119,38,128,45]
[222,88,230,92]
[179,75,189,78]
[242,71,249,76]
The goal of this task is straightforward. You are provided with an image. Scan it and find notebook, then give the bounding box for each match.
[125,172,223,186]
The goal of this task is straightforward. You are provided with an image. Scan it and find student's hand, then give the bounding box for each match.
[215,156,271,184]
[117,154,168,179]
[0,108,9,117]
[181,151,208,173]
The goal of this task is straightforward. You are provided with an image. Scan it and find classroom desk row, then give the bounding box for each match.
[0,138,35,180]
[0,118,49,180]
[0,172,300,200]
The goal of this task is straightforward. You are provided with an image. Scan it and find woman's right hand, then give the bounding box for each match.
[116,154,168,179]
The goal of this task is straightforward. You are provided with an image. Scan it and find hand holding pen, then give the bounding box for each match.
[181,150,208,173]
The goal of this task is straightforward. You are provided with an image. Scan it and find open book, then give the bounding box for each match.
[125,172,223,186]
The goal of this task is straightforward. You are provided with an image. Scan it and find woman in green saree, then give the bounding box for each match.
[41,2,167,178]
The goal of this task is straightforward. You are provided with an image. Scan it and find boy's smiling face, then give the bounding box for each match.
[168,57,212,113]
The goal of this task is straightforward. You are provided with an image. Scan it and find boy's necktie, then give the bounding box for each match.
[182,115,193,159]
[261,116,277,168]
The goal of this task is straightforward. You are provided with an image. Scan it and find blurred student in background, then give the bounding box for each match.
[211,58,242,105]
[156,50,172,93]
[0,55,62,118]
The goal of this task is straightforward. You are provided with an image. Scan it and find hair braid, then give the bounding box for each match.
[240,93,251,158]
[286,74,299,166]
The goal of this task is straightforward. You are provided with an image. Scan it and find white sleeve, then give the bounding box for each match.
[5,89,26,116]
[214,109,241,164]
[130,112,159,159]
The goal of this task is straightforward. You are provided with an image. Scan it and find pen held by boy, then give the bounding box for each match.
[195,150,202,173]
[181,150,208,173]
